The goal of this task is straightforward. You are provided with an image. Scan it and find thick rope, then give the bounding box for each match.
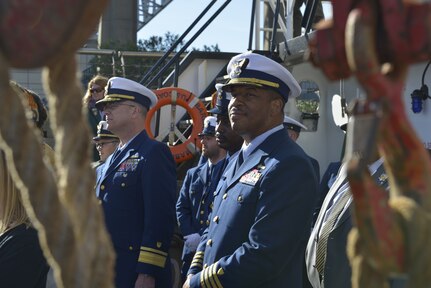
[0,0,115,286]
[43,54,115,287]
[0,54,69,287]
[0,53,115,287]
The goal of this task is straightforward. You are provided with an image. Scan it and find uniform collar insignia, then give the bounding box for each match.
[257,164,266,170]
[130,152,140,158]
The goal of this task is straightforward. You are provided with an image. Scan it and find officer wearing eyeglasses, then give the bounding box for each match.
[92,120,119,169]
[95,77,177,288]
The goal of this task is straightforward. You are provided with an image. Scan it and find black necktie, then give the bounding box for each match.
[233,151,244,174]
[222,157,229,172]
[206,165,214,189]
[109,148,122,165]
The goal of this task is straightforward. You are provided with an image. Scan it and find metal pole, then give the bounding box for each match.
[248,0,258,51]
[118,51,126,77]
[146,0,232,87]
[304,0,318,35]
[270,0,281,55]
[139,0,218,84]
[111,52,117,76]
[173,59,180,87]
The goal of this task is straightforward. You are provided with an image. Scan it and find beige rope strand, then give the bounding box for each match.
[0,54,72,288]
[43,54,115,287]
[0,0,114,287]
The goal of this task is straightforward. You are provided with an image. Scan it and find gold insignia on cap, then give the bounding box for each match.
[156,242,162,248]
[379,174,388,183]
[230,58,249,78]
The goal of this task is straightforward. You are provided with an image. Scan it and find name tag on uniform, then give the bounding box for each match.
[239,169,262,186]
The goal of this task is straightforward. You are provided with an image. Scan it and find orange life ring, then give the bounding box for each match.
[210,90,218,110]
[145,87,208,164]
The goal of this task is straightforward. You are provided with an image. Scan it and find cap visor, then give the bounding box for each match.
[198,132,215,137]
[95,97,124,110]
[93,135,119,141]
[222,80,263,92]
[208,107,223,114]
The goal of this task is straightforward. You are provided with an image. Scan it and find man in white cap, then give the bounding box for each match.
[184,52,318,288]
[284,115,320,179]
[209,84,243,160]
[92,120,119,169]
[176,116,226,283]
[95,77,177,288]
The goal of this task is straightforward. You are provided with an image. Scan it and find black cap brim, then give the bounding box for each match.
[95,97,125,110]
[208,107,223,114]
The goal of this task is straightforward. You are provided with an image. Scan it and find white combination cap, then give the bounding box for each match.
[96,77,157,110]
[283,115,307,132]
[222,52,301,101]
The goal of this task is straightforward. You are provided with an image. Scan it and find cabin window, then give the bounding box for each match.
[296,80,320,131]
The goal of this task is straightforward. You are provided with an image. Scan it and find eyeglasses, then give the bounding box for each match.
[90,87,104,94]
[95,141,119,149]
[103,102,136,111]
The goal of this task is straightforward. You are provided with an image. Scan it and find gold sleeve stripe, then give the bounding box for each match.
[228,77,280,88]
[201,267,210,288]
[140,246,168,256]
[199,263,223,288]
[200,271,208,288]
[190,251,204,268]
[212,262,223,288]
[138,251,166,268]
[208,265,219,288]
[190,262,203,269]
[191,258,203,264]
[192,252,204,259]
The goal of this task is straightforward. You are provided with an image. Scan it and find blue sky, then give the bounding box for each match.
[137,0,332,53]
[138,0,253,53]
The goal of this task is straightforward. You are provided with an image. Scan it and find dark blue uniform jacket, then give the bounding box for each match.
[177,160,226,237]
[188,129,318,288]
[176,159,226,278]
[96,130,177,288]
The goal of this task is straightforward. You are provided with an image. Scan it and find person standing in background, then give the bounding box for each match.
[305,156,386,288]
[0,151,49,288]
[176,116,226,283]
[9,81,55,168]
[92,120,119,170]
[83,75,108,161]
[283,115,320,180]
[209,84,243,162]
